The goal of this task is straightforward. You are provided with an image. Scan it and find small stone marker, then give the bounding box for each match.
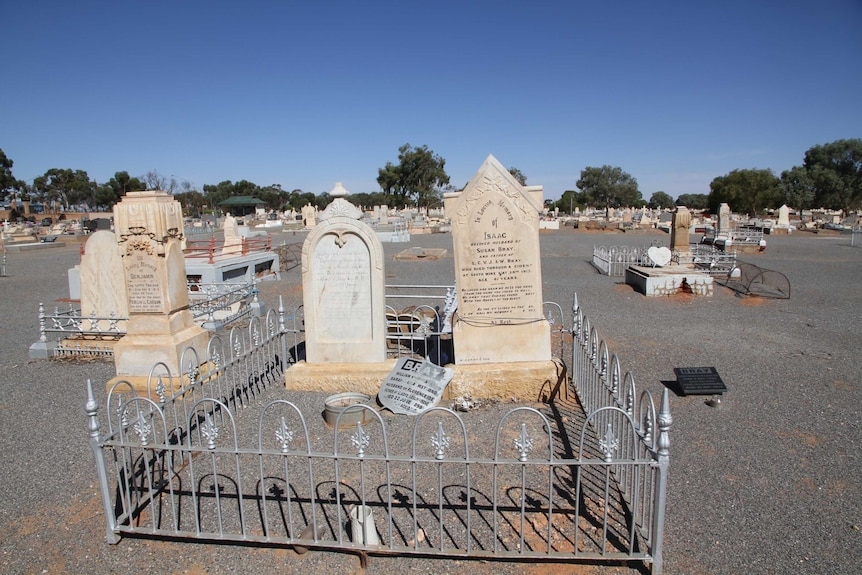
[378,357,453,415]
[647,246,672,267]
[673,367,727,395]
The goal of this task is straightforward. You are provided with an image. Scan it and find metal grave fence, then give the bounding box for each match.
[87,293,670,574]
[592,245,659,276]
[34,280,261,359]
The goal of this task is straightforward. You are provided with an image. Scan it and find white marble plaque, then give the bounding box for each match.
[378,357,453,415]
[126,253,165,313]
[313,232,372,341]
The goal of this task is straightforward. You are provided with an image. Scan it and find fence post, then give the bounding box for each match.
[208,236,215,264]
[278,295,288,372]
[650,387,673,574]
[85,379,121,544]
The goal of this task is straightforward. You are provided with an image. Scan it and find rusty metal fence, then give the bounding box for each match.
[87,293,670,574]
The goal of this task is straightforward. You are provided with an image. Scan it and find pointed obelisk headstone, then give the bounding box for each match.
[450,155,551,364]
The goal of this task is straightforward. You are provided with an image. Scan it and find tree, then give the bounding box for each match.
[675,193,709,210]
[779,166,816,214]
[803,139,862,212]
[708,169,781,216]
[552,189,587,214]
[202,180,262,213]
[648,191,674,210]
[32,168,96,210]
[508,167,527,186]
[143,170,177,193]
[92,171,146,209]
[576,166,642,214]
[0,148,24,198]
[377,143,449,208]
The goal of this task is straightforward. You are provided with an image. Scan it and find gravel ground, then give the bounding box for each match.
[0,227,859,575]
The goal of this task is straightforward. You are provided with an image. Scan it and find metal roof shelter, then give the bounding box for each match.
[217,196,265,217]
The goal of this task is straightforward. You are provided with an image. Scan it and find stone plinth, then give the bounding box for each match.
[284,360,398,395]
[283,358,565,402]
[445,359,565,401]
[625,265,714,296]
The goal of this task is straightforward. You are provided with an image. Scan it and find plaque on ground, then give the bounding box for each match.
[673,367,727,395]
[378,357,453,415]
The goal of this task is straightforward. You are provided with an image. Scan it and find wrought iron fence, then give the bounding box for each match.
[592,245,658,276]
[33,281,261,358]
[87,293,670,574]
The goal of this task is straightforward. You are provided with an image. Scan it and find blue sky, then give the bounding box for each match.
[2,1,860,202]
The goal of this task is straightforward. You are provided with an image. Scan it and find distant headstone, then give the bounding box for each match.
[80,230,128,330]
[378,205,389,224]
[301,186,386,363]
[777,204,790,227]
[674,366,727,395]
[450,154,551,364]
[622,209,633,223]
[670,206,691,252]
[718,203,731,234]
[221,213,243,255]
[302,204,317,228]
[378,357,454,415]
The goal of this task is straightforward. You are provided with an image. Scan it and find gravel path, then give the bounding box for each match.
[0,228,859,575]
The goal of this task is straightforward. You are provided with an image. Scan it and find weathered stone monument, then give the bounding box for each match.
[111,191,209,381]
[301,204,317,228]
[718,203,731,235]
[777,204,790,227]
[670,206,692,252]
[221,213,243,255]
[80,230,128,332]
[446,155,559,399]
[285,183,393,393]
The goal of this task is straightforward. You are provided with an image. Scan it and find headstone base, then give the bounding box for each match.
[284,360,399,395]
[453,319,552,365]
[113,323,210,377]
[446,359,565,401]
[284,358,565,402]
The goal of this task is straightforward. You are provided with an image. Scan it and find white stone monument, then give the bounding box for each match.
[718,203,731,235]
[777,204,790,227]
[79,230,128,332]
[443,156,560,400]
[285,183,393,394]
[221,213,243,254]
[450,155,552,365]
[111,191,209,382]
[670,206,692,252]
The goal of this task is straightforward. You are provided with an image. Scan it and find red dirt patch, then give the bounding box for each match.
[738,295,769,306]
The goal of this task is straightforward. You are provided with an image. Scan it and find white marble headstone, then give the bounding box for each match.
[647,246,672,267]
